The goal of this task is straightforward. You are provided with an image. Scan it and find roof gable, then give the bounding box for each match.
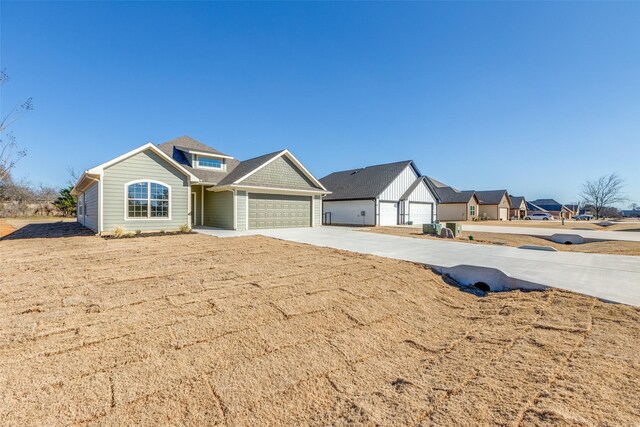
[321,160,414,201]
[474,190,510,205]
[425,177,475,203]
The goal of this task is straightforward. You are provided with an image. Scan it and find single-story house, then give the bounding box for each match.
[474,190,512,221]
[509,195,527,219]
[529,199,576,219]
[71,136,328,234]
[426,177,479,221]
[320,160,439,226]
[621,209,640,218]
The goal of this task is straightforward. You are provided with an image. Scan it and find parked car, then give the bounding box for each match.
[524,213,554,221]
[572,214,593,221]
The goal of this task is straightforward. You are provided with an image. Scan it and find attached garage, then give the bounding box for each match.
[499,207,509,221]
[379,202,398,226]
[408,202,433,225]
[248,193,311,229]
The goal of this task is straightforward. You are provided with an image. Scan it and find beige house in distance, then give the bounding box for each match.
[426,177,480,221]
[475,190,512,221]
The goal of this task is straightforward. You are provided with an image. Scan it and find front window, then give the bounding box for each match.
[470,205,476,216]
[196,155,223,169]
[127,181,170,219]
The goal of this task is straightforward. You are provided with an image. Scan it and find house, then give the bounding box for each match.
[529,199,576,219]
[621,209,640,218]
[71,136,328,234]
[475,190,512,221]
[320,161,439,226]
[426,177,480,221]
[509,195,527,219]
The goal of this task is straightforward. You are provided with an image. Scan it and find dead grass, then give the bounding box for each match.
[365,227,640,256]
[1,224,639,426]
[465,219,640,232]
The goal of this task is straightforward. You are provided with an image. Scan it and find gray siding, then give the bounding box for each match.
[313,195,322,226]
[83,182,99,232]
[102,150,190,233]
[241,156,320,190]
[191,185,204,226]
[236,190,247,231]
[204,190,234,229]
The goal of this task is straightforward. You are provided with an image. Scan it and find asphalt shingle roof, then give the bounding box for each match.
[217,150,285,186]
[425,177,475,203]
[509,196,526,209]
[320,161,414,201]
[474,190,508,205]
[157,136,240,184]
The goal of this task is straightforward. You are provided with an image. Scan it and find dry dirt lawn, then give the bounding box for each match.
[462,219,640,232]
[364,227,640,256]
[1,226,639,426]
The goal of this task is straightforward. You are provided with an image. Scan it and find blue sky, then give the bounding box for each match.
[2,1,639,205]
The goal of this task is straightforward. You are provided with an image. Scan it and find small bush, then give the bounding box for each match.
[135,230,142,235]
[179,224,190,233]
[112,225,125,238]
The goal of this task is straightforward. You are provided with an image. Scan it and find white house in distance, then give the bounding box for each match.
[319,160,439,226]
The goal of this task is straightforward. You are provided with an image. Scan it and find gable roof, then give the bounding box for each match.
[399,176,440,202]
[320,161,415,201]
[509,195,526,209]
[217,150,284,186]
[425,177,476,203]
[475,190,509,205]
[157,136,241,184]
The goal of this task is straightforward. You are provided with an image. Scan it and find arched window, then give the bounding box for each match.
[126,180,170,219]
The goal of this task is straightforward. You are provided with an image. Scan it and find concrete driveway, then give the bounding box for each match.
[461,224,640,242]
[195,226,640,306]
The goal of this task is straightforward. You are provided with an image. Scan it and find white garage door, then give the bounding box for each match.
[379,202,398,226]
[409,202,432,225]
[499,207,509,221]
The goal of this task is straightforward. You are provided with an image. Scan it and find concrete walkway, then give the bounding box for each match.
[461,224,640,242]
[195,226,640,306]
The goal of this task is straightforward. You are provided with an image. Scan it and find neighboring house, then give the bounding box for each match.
[71,136,328,234]
[474,190,512,221]
[426,177,479,221]
[529,199,575,219]
[621,209,640,218]
[509,195,527,219]
[320,161,439,226]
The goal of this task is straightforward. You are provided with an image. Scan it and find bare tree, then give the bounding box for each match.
[630,202,639,211]
[580,173,628,219]
[0,69,33,182]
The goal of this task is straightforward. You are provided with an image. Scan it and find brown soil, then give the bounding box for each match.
[1,223,639,426]
[463,219,640,232]
[365,227,640,256]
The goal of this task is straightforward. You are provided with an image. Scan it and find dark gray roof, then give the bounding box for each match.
[163,135,232,157]
[526,201,548,212]
[531,198,561,206]
[320,161,414,201]
[509,195,526,209]
[474,190,509,205]
[217,150,284,186]
[425,177,475,203]
[157,136,240,184]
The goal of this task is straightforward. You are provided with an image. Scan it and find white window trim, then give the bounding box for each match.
[192,154,226,171]
[123,179,172,221]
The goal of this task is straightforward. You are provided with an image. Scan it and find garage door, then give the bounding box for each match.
[499,207,509,220]
[409,202,432,225]
[379,202,398,226]
[248,193,311,229]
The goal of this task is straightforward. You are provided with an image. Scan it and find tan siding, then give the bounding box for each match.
[204,190,234,229]
[83,182,99,232]
[102,150,189,233]
[241,156,319,190]
[436,203,468,221]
